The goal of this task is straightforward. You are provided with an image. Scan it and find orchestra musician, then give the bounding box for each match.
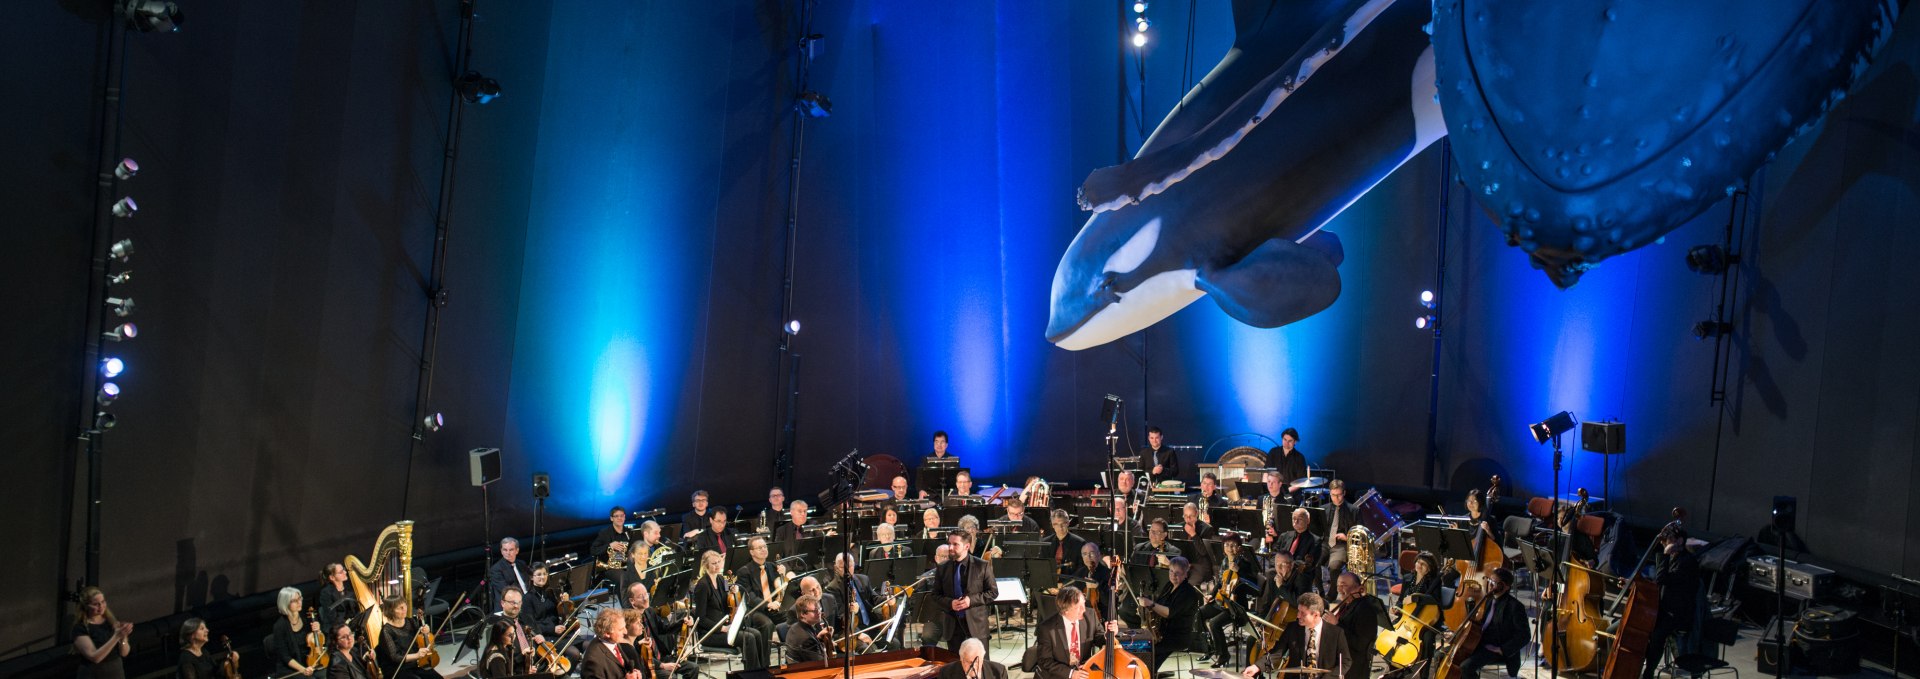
[932,530,995,651]
[735,536,786,657]
[951,471,975,499]
[490,537,534,611]
[690,506,736,557]
[480,617,526,678]
[1389,552,1444,668]
[891,475,911,502]
[1114,471,1146,507]
[681,491,713,541]
[325,623,374,679]
[375,597,443,679]
[1179,502,1217,583]
[1201,534,1259,668]
[936,638,1007,679]
[1325,572,1389,679]
[615,521,668,592]
[1133,556,1202,676]
[591,506,634,581]
[1252,553,1305,636]
[175,618,236,679]
[1030,585,1118,679]
[72,586,133,679]
[577,611,635,679]
[690,550,770,669]
[1266,428,1310,486]
[1145,426,1180,481]
[765,487,788,531]
[880,503,904,533]
[267,586,316,678]
[1045,510,1087,573]
[783,594,833,663]
[1132,517,1183,562]
[1242,592,1350,679]
[788,576,835,628]
[1323,480,1359,575]
[1000,497,1040,532]
[1109,497,1141,537]
[525,566,565,639]
[921,508,944,540]
[1193,472,1229,509]
[1456,568,1529,679]
[624,583,693,678]
[869,523,913,560]
[315,564,360,635]
[1074,543,1112,611]
[494,586,543,659]
[1641,529,1701,679]
[830,553,883,649]
[774,500,812,561]
[1274,508,1323,593]
[920,432,957,500]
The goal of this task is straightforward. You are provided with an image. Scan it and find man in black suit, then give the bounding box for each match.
[830,553,885,649]
[580,612,639,679]
[735,536,785,659]
[1276,508,1324,594]
[932,530,995,652]
[1461,568,1531,678]
[1045,510,1088,574]
[1323,481,1360,574]
[590,507,633,584]
[1243,592,1350,678]
[1639,530,1700,679]
[490,537,535,612]
[1326,572,1389,679]
[689,507,735,558]
[1178,502,1218,584]
[1032,585,1119,679]
[1134,556,1203,675]
[774,500,812,563]
[784,594,833,664]
[680,490,712,542]
[936,638,1007,679]
[1145,425,1179,482]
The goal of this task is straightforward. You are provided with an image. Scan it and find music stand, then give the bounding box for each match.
[918,461,962,503]
[1409,524,1476,562]
[862,555,929,589]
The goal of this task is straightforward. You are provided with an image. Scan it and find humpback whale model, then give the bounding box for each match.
[1048,0,1904,349]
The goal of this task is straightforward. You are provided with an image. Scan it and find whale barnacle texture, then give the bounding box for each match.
[1431,0,1904,287]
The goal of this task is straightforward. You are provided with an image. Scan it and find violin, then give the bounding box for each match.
[533,618,578,675]
[302,608,329,670]
[412,620,440,669]
[360,638,383,679]
[214,635,241,679]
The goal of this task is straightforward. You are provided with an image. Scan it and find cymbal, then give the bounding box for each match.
[1289,476,1329,490]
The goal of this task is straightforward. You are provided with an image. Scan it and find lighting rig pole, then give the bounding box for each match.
[773,0,828,490]
[1422,139,1453,488]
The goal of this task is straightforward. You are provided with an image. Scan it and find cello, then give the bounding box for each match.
[1375,595,1441,669]
[1444,476,1504,630]
[1597,508,1684,679]
[1433,590,1491,679]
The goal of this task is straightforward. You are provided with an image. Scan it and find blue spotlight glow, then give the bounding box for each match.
[101,357,125,378]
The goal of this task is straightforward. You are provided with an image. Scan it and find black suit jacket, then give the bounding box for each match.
[936,659,1009,679]
[784,620,829,664]
[831,574,882,629]
[736,562,784,611]
[489,557,534,610]
[579,640,629,679]
[1479,593,1531,655]
[1146,447,1180,481]
[1265,621,1351,676]
[933,555,996,639]
[690,528,735,557]
[1032,611,1105,679]
[1332,594,1390,679]
[1045,532,1088,570]
[774,523,808,562]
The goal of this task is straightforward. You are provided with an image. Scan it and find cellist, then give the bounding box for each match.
[1457,569,1528,678]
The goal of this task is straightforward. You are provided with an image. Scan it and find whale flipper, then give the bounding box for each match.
[1197,234,1343,328]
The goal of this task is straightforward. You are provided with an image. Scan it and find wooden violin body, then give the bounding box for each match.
[214,636,242,679]
[303,609,329,669]
[413,625,440,668]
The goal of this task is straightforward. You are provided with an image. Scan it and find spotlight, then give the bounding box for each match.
[103,322,138,342]
[107,270,132,286]
[1419,290,1435,308]
[1131,32,1148,47]
[1133,1,1148,12]
[1685,245,1737,274]
[111,197,138,218]
[101,357,125,378]
[1135,17,1151,32]
[784,320,802,335]
[422,412,445,432]
[797,91,833,118]
[105,297,135,317]
[1692,321,1732,340]
[1529,411,1578,444]
[456,71,501,105]
[122,0,184,32]
[109,239,134,262]
[114,158,140,181]
[94,412,117,430]
[97,382,121,405]
[1415,315,1435,329]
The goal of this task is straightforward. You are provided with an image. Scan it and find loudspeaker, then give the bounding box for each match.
[1756,616,1799,674]
[1772,496,1797,533]
[1580,421,1625,454]
[531,473,550,499]
[469,448,501,487]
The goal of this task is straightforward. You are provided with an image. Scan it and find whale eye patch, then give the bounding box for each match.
[1103,218,1161,276]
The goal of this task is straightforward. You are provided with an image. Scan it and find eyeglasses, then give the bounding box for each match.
[799,608,819,615]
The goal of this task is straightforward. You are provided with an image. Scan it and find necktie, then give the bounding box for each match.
[1068,619,1080,664]
[513,620,529,652]
[854,583,871,625]
[1306,625,1318,669]
[952,563,966,618]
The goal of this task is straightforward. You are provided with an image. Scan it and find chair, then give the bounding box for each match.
[1526,497,1555,522]
[695,642,743,676]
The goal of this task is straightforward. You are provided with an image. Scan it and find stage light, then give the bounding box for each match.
[113,158,140,181]
[101,357,125,378]
[94,412,117,430]
[1132,32,1148,47]
[422,412,445,432]
[97,382,121,405]
[1133,1,1148,13]
[1415,315,1435,329]
[107,270,132,286]
[1692,321,1732,339]
[784,320,802,335]
[111,197,138,218]
[105,297,135,317]
[109,239,133,262]
[1685,245,1736,274]
[122,0,184,32]
[1135,17,1151,32]
[1529,410,1578,444]
[456,71,501,105]
[103,322,138,342]
[797,91,833,118]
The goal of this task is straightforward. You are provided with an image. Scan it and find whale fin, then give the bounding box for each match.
[1197,236,1343,328]
[1301,229,1344,266]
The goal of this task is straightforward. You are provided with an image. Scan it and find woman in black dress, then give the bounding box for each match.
[375,597,444,679]
[176,618,237,679]
[71,586,133,679]
[480,618,525,678]
[314,564,361,633]
[269,587,319,677]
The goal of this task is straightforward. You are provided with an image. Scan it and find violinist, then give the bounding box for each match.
[1030,585,1118,679]
[689,507,735,557]
[577,613,634,679]
[1326,572,1389,679]
[591,506,633,581]
[524,567,565,639]
[783,594,832,663]
[1275,508,1323,593]
[494,587,541,658]
[830,554,882,649]
[480,618,527,678]
[315,564,360,634]
[1201,534,1259,668]
[1460,568,1528,678]
[690,550,769,669]
[375,597,442,679]
[175,618,236,679]
[325,623,375,679]
[735,537,785,657]
[869,523,913,560]
[1075,543,1113,611]
[1132,557,1201,676]
[1045,510,1087,574]
[624,583,693,678]
[267,587,316,678]
[1641,529,1700,679]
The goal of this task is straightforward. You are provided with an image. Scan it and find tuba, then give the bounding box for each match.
[1021,477,1051,507]
[1346,524,1375,576]
[346,521,415,650]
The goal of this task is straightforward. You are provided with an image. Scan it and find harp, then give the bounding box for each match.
[345,520,415,649]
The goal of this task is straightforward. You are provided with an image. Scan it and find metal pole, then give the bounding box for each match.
[1424,140,1452,488]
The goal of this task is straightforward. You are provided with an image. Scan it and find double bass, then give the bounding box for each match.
[1081,553,1150,679]
[1433,592,1490,679]
[1596,508,1685,679]
[1444,476,1504,630]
